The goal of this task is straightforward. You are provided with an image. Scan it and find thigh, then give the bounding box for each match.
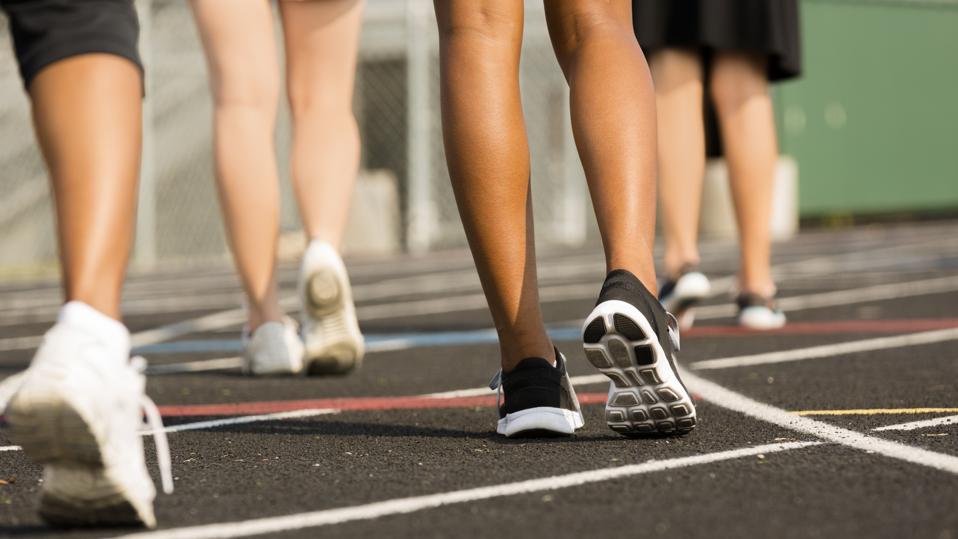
[189,0,279,104]
[279,0,363,109]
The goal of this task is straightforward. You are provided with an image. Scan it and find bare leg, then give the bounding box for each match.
[649,49,706,278]
[435,0,553,370]
[280,0,363,248]
[710,52,778,296]
[30,54,142,320]
[191,0,283,329]
[544,0,658,291]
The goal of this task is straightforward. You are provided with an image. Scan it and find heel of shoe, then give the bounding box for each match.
[6,387,103,466]
[306,269,343,317]
[305,342,363,375]
[39,470,156,529]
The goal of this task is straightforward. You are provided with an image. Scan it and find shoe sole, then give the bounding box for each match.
[6,382,153,527]
[582,300,697,436]
[738,307,787,330]
[39,473,154,528]
[496,406,584,437]
[303,269,364,376]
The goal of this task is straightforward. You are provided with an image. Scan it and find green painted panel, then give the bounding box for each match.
[776,0,958,216]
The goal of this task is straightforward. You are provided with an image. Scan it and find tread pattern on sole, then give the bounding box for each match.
[302,270,363,376]
[582,304,696,436]
[6,390,104,466]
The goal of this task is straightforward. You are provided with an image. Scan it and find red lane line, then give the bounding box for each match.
[686,319,958,337]
[158,392,615,418]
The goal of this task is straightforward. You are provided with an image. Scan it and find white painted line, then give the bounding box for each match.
[680,368,958,474]
[132,308,248,348]
[113,441,820,539]
[693,274,958,321]
[1,409,341,455]
[873,415,958,432]
[690,327,958,371]
[147,357,244,375]
[153,409,339,435]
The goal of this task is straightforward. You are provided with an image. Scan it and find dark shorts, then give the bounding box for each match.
[1,0,142,89]
[633,0,802,82]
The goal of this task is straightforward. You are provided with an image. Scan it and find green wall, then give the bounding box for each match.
[776,0,958,216]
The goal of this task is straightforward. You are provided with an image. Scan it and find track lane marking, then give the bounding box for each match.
[111,441,821,539]
[873,415,958,432]
[4,236,958,352]
[691,273,958,321]
[690,327,958,371]
[680,369,958,474]
[153,409,339,435]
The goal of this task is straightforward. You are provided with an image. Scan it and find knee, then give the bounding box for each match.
[209,68,279,113]
[708,54,768,113]
[549,7,634,71]
[436,3,522,48]
[286,81,354,125]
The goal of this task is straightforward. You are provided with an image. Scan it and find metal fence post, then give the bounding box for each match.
[404,0,435,253]
[135,0,157,268]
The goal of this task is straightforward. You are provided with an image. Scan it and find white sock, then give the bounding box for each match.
[58,301,131,360]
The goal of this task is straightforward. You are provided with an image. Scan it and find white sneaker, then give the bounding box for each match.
[242,317,304,376]
[658,268,711,330]
[298,241,364,375]
[736,292,787,330]
[5,306,172,528]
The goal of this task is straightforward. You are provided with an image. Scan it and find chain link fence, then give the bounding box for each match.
[0,0,593,276]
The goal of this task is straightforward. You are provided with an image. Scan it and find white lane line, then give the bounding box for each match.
[690,327,958,371]
[5,237,958,353]
[154,409,338,435]
[873,415,958,432]
[1,409,341,454]
[693,274,958,321]
[147,357,244,375]
[680,368,958,474]
[112,441,820,539]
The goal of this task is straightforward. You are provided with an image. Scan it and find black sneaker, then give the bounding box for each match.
[658,265,710,330]
[489,350,584,437]
[582,269,697,436]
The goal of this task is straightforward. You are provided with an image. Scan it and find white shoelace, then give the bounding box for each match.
[131,357,174,495]
[0,371,26,415]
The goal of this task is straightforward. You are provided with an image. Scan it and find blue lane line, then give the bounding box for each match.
[132,325,584,355]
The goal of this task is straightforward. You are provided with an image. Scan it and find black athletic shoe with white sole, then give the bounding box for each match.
[582,269,696,436]
[490,350,584,437]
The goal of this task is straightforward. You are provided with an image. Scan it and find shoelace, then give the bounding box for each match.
[0,371,26,415]
[488,370,503,410]
[131,357,174,495]
[666,312,681,351]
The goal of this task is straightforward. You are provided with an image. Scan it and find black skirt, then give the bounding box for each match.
[632,0,802,82]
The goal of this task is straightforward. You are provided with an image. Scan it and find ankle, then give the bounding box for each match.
[246,305,285,333]
[739,278,777,298]
[498,336,555,372]
[57,301,130,359]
